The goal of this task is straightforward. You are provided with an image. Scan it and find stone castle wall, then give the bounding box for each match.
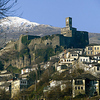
[3,33,89,69]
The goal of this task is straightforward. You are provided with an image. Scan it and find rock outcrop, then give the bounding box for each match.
[0,33,89,69]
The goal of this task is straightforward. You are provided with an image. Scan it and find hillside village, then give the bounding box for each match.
[1,17,100,100]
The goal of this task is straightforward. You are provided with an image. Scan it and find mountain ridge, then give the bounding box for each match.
[0,17,100,46]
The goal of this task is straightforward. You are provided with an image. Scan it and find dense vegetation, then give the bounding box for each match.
[35,46,55,63]
[0,60,4,70]
[12,63,87,100]
[21,35,32,45]
[6,65,21,74]
[42,35,55,40]
[0,89,10,100]
[19,47,30,57]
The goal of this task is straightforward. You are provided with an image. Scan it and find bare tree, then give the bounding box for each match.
[0,0,18,70]
[0,0,18,46]
[0,0,17,19]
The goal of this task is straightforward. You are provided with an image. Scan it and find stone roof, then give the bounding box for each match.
[68,48,83,52]
[70,51,78,54]
[0,83,10,87]
[79,55,90,57]
[74,73,98,80]
[87,44,100,46]
[94,53,100,56]
[0,72,12,75]
[93,64,100,66]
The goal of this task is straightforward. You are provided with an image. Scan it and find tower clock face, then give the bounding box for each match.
[67,19,68,22]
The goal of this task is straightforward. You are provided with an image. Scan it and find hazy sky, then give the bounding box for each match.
[12,0,100,33]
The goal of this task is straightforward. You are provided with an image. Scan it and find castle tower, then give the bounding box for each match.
[61,17,75,37]
[66,17,72,27]
[61,17,89,48]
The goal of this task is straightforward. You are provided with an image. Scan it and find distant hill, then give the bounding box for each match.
[0,17,61,47]
[89,33,100,44]
[0,17,100,46]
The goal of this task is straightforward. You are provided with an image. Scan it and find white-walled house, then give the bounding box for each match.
[79,56,90,63]
[0,83,11,91]
[93,53,100,60]
[0,70,12,77]
[50,80,62,87]
[69,52,79,60]
[64,52,79,59]
[59,58,74,66]
[57,65,67,73]
[89,64,100,74]
[43,80,71,93]
[11,79,28,98]
[21,67,36,74]
[58,51,79,67]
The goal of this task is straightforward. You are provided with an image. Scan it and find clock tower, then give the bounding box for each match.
[66,17,72,27]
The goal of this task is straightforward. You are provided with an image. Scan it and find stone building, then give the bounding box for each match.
[85,44,100,56]
[72,73,99,98]
[61,17,89,48]
[1,17,89,69]
[11,79,28,98]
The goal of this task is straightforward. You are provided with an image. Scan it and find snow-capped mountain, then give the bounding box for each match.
[0,17,61,47]
[0,17,40,26]
[0,17,40,33]
[0,17,100,48]
[0,17,60,34]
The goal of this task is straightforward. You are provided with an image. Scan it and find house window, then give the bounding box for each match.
[83,59,85,62]
[61,60,63,62]
[75,87,77,90]
[95,47,96,50]
[97,66,99,71]
[47,43,49,45]
[81,87,83,90]
[88,47,92,50]
[97,47,99,50]
[86,59,88,62]
[75,80,83,85]
[50,42,52,45]
[74,58,76,60]
[78,86,80,90]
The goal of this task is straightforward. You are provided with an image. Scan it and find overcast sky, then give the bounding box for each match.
[12,0,100,33]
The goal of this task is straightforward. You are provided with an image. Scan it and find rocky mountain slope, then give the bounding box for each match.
[0,17,100,47]
[0,17,61,47]
[89,33,100,44]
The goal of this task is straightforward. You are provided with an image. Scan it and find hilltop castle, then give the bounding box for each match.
[17,17,89,53]
[1,17,89,69]
[61,17,89,48]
